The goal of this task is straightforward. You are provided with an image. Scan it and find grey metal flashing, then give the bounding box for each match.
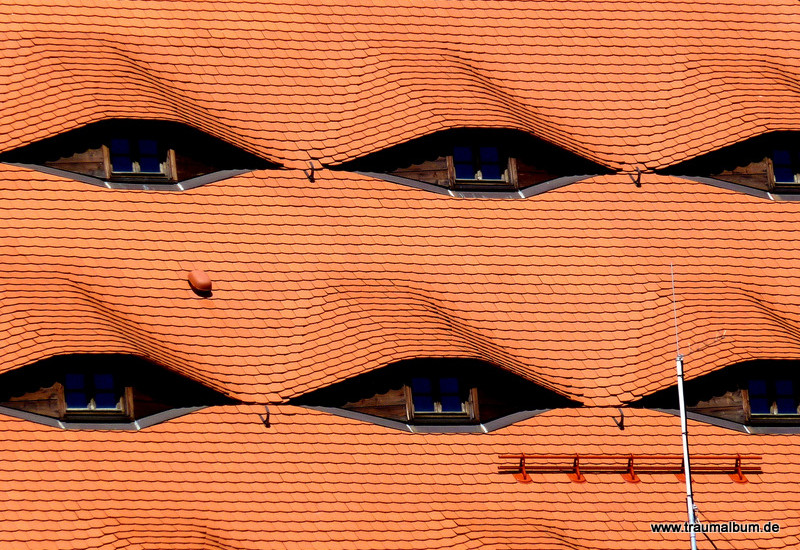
[676,175,800,202]
[134,406,205,429]
[0,404,206,430]
[303,405,551,433]
[5,163,253,191]
[356,171,597,199]
[655,408,800,434]
[0,405,65,429]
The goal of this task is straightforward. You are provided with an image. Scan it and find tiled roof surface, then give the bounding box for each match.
[0,166,798,406]
[3,1,800,170]
[2,406,799,550]
[2,1,800,548]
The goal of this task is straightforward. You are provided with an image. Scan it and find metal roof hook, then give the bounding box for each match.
[259,405,271,428]
[630,167,642,187]
[613,407,625,430]
[304,160,317,183]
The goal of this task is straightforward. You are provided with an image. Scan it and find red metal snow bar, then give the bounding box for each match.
[498,454,761,484]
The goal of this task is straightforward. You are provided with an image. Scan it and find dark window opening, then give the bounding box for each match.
[336,128,609,194]
[410,376,472,419]
[660,132,800,193]
[292,358,580,428]
[65,372,121,411]
[633,360,800,427]
[771,149,800,185]
[453,146,507,182]
[0,119,276,187]
[748,378,797,416]
[110,138,167,176]
[0,354,237,427]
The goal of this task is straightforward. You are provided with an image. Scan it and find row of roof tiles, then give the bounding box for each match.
[0,165,798,406]
[0,406,796,549]
[3,1,800,168]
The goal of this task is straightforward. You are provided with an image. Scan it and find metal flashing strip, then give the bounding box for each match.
[356,171,597,199]
[0,405,206,430]
[676,175,800,202]
[5,163,253,191]
[303,405,550,433]
[0,405,65,429]
[655,408,800,434]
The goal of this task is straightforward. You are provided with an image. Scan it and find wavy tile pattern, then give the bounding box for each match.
[2,1,800,169]
[1,406,798,550]
[0,167,799,406]
[2,2,800,549]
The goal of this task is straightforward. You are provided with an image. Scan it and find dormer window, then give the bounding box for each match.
[452,146,509,186]
[748,378,798,416]
[634,360,800,432]
[292,358,580,432]
[64,372,130,419]
[771,149,800,185]
[339,128,609,197]
[661,132,800,196]
[0,354,236,429]
[410,376,476,420]
[109,138,171,180]
[0,120,275,190]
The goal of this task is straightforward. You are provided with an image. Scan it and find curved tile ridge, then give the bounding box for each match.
[4,166,800,405]
[2,2,800,168]
[1,41,289,164]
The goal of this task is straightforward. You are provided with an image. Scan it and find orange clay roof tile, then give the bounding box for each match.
[0,0,799,547]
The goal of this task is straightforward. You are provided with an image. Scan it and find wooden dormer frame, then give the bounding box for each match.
[445,149,520,191]
[102,142,178,183]
[405,382,480,424]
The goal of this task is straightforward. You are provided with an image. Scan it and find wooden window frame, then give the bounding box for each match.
[445,147,519,190]
[405,378,479,423]
[745,379,800,424]
[769,149,800,188]
[63,373,134,421]
[103,141,177,183]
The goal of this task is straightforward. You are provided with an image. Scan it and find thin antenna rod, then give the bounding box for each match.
[672,264,680,356]
[672,264,698,550]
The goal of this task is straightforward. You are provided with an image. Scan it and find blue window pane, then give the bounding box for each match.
[94,374,114,390]
[479,147,499,163]
[480,163,502,180]
[774,166,795,183]
[65,373,85,390]
[453,147,473,162]
[777,398,796,415]
[773,150,796,183]
[748,380,767,396]
[773,150,792,165]
[138,140,162,173]
[110,139,134,172]
[66,391,88,409]
[138,139,158,155]
[110,139,131,154]
[750,397,770,415]
[411,377,432,394]
[439,377,459,394]
[454,147,476,180]
[440,395,463,412]
[94,391,119,409]
[413,395,435,412]
[138,156,162,173]
[111,155,134,173]
[455,163,475,180]
[776,379,793,396]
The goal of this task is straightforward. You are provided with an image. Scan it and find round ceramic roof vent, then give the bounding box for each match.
[188,270,212,293]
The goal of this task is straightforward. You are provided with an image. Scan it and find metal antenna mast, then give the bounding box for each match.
[672,264,697,550]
